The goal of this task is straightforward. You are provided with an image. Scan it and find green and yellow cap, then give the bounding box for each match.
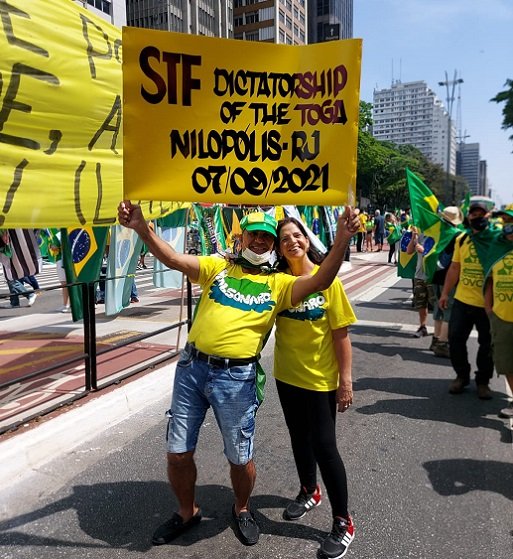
[240,212,278,237]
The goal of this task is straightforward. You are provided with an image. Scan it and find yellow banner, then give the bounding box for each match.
[0,0,124,227]
[123,29,362,206]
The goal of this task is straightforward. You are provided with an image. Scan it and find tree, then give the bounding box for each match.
[491,79,513,145]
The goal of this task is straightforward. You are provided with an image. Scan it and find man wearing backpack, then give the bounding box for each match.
[439,201,494,399]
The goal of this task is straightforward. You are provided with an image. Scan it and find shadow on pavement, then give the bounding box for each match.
[424,459,513,500]
[0,482,325,552]
[353,376,511,442]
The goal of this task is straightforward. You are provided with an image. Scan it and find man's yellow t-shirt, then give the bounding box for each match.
[273,267,357,391]
[491,251,513,322]
[188,256,296,358]
[453,234,485,307]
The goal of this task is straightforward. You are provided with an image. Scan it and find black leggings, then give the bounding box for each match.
[276,379,349,517]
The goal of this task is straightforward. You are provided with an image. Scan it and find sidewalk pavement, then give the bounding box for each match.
[0,360,177,488]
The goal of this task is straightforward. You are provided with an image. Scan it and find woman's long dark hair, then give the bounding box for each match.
[276,217,325,270]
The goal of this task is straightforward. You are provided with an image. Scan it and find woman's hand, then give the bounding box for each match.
[337,381,353,413]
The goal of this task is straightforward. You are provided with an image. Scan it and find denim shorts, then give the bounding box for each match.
[166,345,259,465]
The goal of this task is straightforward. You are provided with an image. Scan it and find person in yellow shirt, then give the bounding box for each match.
[273,216,357,559]
[439,201,494,399]
[118,201,359,549]
[355,208,367,252]
[484,207,513,418]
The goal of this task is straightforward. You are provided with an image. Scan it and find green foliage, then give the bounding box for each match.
[491,78,513,145]
[356,101,467,209]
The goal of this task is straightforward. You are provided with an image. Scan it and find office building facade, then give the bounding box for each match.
[308,0,353,43]
[233,0,307,44]
[456,142,482,195]
[77,0,127,26]
[372,80,456,174]
[126,0,233,38]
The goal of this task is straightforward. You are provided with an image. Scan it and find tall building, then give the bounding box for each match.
[308,0,353,43]
[126,0,233,38]
[76,0,127,26]
[479,160,488,197]
[372,80,456,174]
[456,142,482,195]
[233,0,307,44]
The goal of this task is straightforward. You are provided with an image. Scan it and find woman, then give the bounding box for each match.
[384,213,400,264]
[274,217,357,559]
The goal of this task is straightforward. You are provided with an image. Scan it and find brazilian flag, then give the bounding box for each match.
[61,226,109,322]
[397,230,417,279]
[38,228,61,263]
[406,168,461,281]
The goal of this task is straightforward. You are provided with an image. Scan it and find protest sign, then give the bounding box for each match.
[123,29,362,206]
[0,0,124,227]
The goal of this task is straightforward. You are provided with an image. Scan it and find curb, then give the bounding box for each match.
[0,361,177,488]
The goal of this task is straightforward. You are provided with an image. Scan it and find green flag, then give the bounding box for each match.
[470,225,513,280]
[406,168,462,281]
[460,191,471,217]
[406,168,442,231]
[194,204,227,255]
[61,226,109,321]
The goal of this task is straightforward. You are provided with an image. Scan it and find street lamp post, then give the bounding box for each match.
[438,71,463,205]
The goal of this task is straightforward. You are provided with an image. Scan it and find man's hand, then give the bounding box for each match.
[118,200,147,234]
[439,293,449,310]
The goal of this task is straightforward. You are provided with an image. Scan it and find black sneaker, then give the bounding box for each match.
[413,325,428,338]
[283,484,322,520]
[320,515,355,559]
[151,510,202,545]
[232,505,259,545]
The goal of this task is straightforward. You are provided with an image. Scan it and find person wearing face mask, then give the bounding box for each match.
[439,201,494,399]
[117,201,359,549]
[484,206,513,420]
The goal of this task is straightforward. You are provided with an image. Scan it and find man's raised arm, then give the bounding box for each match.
[118,200,200,282]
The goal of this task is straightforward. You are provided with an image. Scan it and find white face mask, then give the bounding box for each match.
[241,247,273,266]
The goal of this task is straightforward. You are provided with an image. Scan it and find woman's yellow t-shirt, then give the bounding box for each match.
[273,266,356,391]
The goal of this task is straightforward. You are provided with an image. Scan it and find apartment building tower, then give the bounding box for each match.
[308,0,353,43]
[126,0,233,38]
[233,0,307,44]
[372,80,456,174]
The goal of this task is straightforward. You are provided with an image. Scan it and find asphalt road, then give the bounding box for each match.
[0,278,512,559]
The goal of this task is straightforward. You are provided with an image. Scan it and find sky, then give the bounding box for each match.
[353,0,513,207]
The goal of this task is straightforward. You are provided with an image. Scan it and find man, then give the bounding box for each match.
[118,200,358,547]
[484,206,513,418]
[439,201,494,399]
[373,209,385,252]
[406,227,432,338]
